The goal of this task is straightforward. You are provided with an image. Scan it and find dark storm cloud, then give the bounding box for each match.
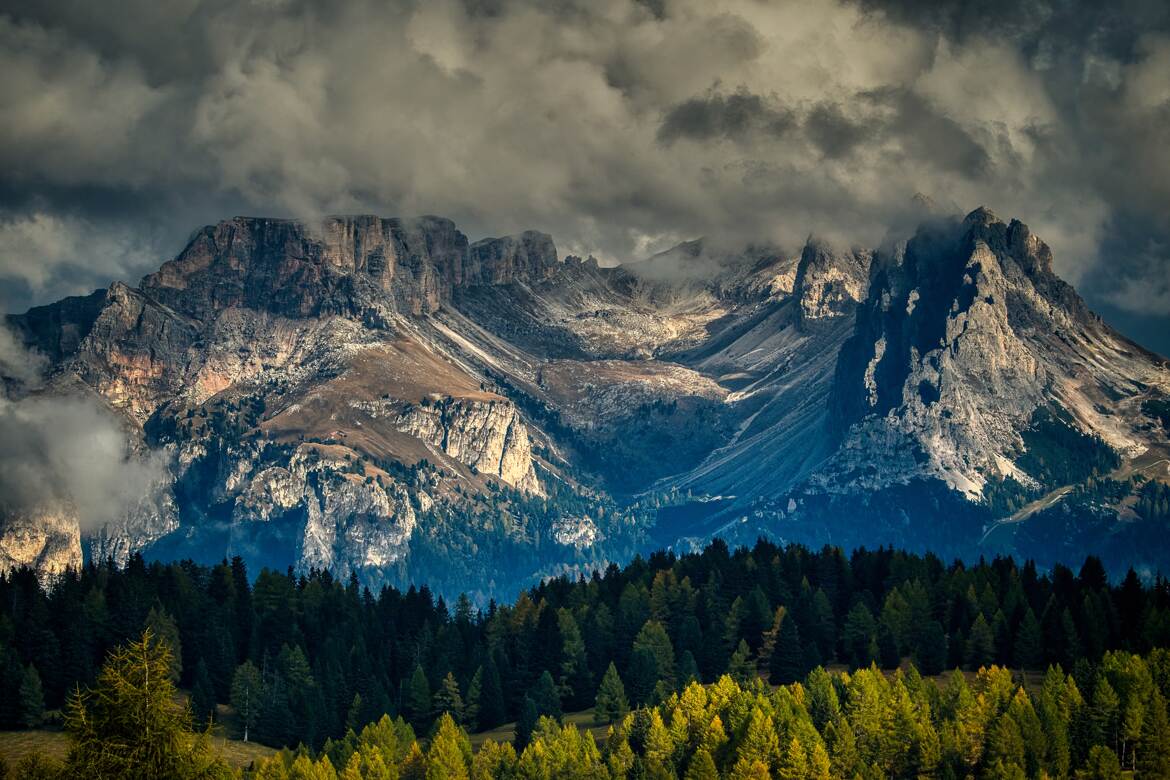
[805,103,873,159]
[658,90,795,144]
[870,89,992,178]
[849,0,1170,61]
[846,0,1170,350]
[0,0,1166,349]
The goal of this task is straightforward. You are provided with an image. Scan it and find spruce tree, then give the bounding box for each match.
[0,646,25,728]
[144,606,183,683]
[477,656,506,730]
[632,620,676,689]
[677,650,700,688]
[877,622,900,669]
[966,614,995,670]
[1013,608,1043,670]
[404,664,432,733]
[594,662,630,725]
[740,588,773,652]
[728,639,756,685]
[254,673,295,747]
[769,616,804,685]
[463,667,483,732]
[515,696,538,750]
[915,621,947,676]
[557,609,593,710]
[626,647,659,707]
[531,670,562,721]
[346,693,364,734]
[190,658,217,728]
[842,603,876,668]
[19,664,44,728]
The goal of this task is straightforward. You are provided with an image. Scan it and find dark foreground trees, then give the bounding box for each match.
[3,538,1170,765]
[3,593,1170,778]
[4,629,231,779]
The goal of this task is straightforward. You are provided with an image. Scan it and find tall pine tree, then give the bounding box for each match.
[594,662,629,725]
[769,616,804,685]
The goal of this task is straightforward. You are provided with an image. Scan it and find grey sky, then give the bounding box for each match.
[1,0,1168,353]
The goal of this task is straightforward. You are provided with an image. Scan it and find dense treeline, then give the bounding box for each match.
[8,628,1170,779]
[243,652,1170,779]
[2,539,1170,759]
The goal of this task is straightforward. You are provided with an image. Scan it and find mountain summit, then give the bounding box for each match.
[3,209,1168,594]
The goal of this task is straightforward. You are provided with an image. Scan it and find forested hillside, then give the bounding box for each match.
[2,541,1170,777]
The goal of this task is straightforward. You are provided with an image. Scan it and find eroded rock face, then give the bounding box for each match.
[794,241,872,322]
[552,515,601,548]
[828,208,1168,497]
[396,399,543,495]
[1,215,562,584]
[142,216,461,320]
[466,231,559,286]
[69,283,199,423]
[86,473,181,565]
[231,446,419,576]
[0,504,82,579]
[141,216,561,323]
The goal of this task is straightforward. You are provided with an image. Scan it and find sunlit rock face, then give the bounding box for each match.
[0,503,82,579]
[829,209,1168,498]
[396,399,543,496]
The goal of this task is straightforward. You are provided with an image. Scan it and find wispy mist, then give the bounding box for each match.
[0,326,167,532]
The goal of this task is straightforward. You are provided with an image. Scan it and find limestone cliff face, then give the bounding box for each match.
[140,216,556,322]
[794,241,872,322]
[85,473,180,565]
[230,445,419,576]
[0,504,82,579]
[2,215,559,583]
[396,399,543,495]
[828,208,1169,497]
[67,282,198,423]
[466,231,559,286]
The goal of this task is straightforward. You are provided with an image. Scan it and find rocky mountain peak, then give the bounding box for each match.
[827,208,1168,502]
[833,212,1056,430]
[467,230,559,285]
[792,238,871,322]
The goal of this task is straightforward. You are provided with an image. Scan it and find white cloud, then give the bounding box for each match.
[0,326,169,531]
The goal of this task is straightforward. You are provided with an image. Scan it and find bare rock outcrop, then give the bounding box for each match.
[396,399,543,495]
[793,240,872,322]
[0,504,82,579]
[466,231,559,286]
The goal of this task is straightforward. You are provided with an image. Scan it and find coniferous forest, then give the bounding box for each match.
[3,539,1170,778]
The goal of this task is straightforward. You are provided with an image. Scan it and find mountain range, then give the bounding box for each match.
[3,208,1168,597]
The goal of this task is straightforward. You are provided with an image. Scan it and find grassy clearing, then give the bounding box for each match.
[468,707,612,749]
[0,725,276,770]
[0,730,69,764]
